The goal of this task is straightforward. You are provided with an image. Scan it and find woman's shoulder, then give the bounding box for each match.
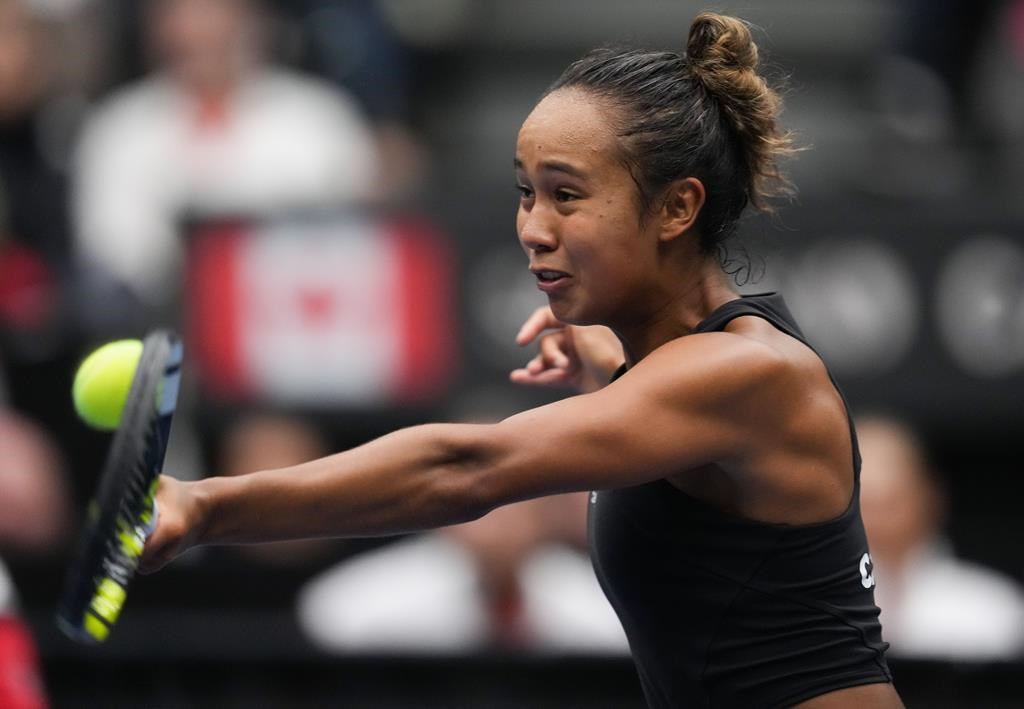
[641,326,792,388]
[620,323,824,428]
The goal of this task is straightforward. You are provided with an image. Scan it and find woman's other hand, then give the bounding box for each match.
[510,306,623,393]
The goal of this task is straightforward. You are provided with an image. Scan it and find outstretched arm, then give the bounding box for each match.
[142,332,782,573]
[142,423,491,572]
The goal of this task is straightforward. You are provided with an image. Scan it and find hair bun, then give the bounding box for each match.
[686,12,759,75]
[683,12,795,214]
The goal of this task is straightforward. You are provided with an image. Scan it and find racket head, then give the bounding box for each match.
[56,330,182,644]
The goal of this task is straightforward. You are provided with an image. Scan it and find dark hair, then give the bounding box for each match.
[547,12,795,256]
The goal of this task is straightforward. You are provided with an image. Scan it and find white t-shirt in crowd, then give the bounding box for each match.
[297,534,629,654]
[874,541,1024,661]
[74,69,378,304]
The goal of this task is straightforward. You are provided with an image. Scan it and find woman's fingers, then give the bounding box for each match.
[510,366,574,387]
[512,307,579,388]
[515,306,561,346]
[511,332,578,388]
[139,474,202,575]
[525,353,546,374]
[539,331,572,369]
[139,477,176,574]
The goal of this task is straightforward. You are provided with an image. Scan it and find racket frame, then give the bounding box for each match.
[56,330,182,644]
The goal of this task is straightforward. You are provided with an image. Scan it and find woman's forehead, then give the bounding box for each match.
[516,89,620,163]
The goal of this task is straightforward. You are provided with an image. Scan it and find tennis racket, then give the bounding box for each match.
[56,330,183,644]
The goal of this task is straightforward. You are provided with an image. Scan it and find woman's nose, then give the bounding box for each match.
[518,209,558,252]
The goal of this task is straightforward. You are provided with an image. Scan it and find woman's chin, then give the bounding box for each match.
[549,301,599,328]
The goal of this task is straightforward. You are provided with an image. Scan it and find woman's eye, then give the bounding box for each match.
[516,185,534,199]
[554,189,578,203]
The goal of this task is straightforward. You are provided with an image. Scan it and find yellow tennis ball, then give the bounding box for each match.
[72,339,144,431]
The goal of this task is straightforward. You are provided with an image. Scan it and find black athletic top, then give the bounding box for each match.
[588,293,891,709]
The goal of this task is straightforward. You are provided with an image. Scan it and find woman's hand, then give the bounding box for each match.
[510,306,624,393]
[139,474,208,574]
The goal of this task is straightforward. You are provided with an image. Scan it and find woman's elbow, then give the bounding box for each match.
[427,423,512,523]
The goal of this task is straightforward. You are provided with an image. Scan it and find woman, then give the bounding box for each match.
[142,12,902,708]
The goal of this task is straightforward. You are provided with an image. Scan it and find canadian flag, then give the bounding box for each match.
[185,215,456,407]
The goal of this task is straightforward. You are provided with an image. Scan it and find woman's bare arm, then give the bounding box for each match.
[142,331,785,572]
[141,423,490,572]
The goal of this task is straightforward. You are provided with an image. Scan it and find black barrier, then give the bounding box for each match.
[19,556,1024,708]
[37,650,1024,708]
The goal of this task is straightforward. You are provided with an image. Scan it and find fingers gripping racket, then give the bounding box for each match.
[56,331,183,643]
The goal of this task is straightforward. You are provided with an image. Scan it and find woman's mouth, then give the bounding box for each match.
[532,269,571,292]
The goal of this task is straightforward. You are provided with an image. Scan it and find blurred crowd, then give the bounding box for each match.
[1,0,1023,706]
[0,1,428,705]
[858,416,1024,660]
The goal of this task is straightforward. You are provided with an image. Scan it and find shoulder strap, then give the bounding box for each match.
[696,294,863,479]
[695,292,806,341]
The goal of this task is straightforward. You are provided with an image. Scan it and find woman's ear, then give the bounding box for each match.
[659,177,705,243]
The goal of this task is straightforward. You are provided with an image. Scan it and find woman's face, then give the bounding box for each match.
[148,0,257,91]
[515,88,663,328]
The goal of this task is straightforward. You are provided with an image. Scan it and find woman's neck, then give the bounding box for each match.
[615,257,739,367]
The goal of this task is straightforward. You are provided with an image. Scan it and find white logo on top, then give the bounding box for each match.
[859,552,875,589]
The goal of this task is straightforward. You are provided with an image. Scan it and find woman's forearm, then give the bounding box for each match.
[192,423,494,546]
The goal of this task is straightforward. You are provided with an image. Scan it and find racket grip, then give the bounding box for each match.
[140,500,159,539]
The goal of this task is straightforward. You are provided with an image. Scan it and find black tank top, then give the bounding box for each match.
[588,293,891,709]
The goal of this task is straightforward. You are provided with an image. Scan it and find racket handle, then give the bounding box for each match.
[140,500,159,540]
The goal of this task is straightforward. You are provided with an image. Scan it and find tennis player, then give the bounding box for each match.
[143,12,902,708]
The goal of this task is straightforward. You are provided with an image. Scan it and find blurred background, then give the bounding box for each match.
[0,0,1022,706]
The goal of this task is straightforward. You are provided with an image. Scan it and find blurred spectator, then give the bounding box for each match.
[298,392,626,654]
[0,409,72,709]
[0,0,117,561]
[864,0,1012,197]
[893,0,1006,136]
[0,0,75,287]
[298,492,627,654]
[275,0,427,201]
[0,564,47,709]
[858,415,1024,661]
[72,0,379,309]
[216,411,338,566]
[0,0,76,418]
[0,411,70,553]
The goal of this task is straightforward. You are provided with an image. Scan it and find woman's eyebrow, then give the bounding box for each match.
[514,157,586,179]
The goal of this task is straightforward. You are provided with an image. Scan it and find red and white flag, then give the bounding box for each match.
[185,215,456,407]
